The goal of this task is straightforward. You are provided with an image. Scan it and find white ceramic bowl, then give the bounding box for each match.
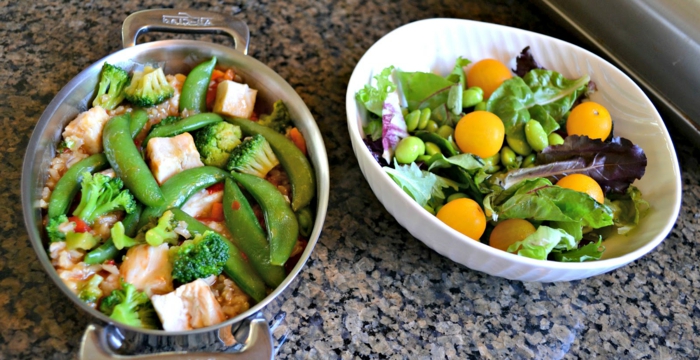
[345,18,682,282]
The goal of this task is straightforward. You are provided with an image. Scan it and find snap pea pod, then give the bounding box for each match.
[129,109,149,139]
[231,172,299,266]
[103,113,165,207]
[144,112,222,145]
[170,208,267,302]
[223,177,286,288]
[138,166,229,227]
[179,57,217,114]
[47,154,110,219]
[84,202,142,265]
[225,117,316,211]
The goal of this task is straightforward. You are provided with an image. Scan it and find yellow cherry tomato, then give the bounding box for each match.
[454,111,505,159]
[566,101,612,140]
[436,198,487,240]
[489,218,536,253]
[556,174,605,204]
[467,59,513,100]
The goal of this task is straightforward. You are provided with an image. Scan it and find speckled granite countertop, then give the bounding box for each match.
[2,0,700,359]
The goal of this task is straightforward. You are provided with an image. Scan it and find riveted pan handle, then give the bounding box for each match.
[79,315,273,359]
[122,9,250,54]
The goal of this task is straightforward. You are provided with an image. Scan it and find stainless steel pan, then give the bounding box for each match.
[21,9,329,359]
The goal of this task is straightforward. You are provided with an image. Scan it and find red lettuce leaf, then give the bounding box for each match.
[513,46,544,77]
[504,135,646,194]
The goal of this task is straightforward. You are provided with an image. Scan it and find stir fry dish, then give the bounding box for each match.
[42,57,316,331]
[356,47,648,262]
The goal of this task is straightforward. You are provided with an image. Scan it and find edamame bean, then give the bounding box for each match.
[500,146,518,168]
[462,87,484,108]
[425,120,439,133]
[436,125,454,139]
[395,136,426,164]
[525,120,549,152]
[548,132,565,146]
[416,155,432,163]
[474,101,487,111]
[483,152,501,167]
[405,110,420,132]
[424,142,441,156]
[423,204,435,215]
[417,108,431,130]
[506,134,532,156]
[447,193,468,202]
[522,153,537,168]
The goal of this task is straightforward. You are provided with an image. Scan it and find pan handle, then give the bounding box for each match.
[122,9,250,54]
[78,315,273,360]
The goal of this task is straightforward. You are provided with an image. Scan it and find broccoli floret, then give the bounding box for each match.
[72,172,137,224]
[257,100,294,134]
[194,122,243,168]
[123,66,175,107]
[145,210,179,247]
[225,134,280,178]
[46,214,69,242]
[169,230,229,283]
[78,274,104,305]
[92,63,129,110]
[99,280,159,329]
[111,221,143,250]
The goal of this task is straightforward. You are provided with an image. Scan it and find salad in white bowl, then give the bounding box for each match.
[345,19,681,281]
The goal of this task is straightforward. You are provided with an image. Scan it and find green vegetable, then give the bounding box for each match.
[138,166,229,227]
[92,63,129,111]
[169,230,229,283]
[505,134,532,156]
[426,153,484,173]
[295,207,314,237]
[396,69,455,111]
[78,274,104,305]
[225,134,280,178]
[46,214,69,243]
[123,66,175,107]
[84,239,120,265]
[257,100,295,134]
[170,209,267,302]
[394,136,426,164]
[111,222,140,250]
[462,87,484,108]
[425,120,439,133]
[103,113,165,207]
[500,146,519,169]
[144,210,179,246]
[72,172,137,224]
[180,56,216,114]
[230,172,299,266]
[424,142,441,156]
[474,101,487,111]
[551,239,605,262]
[47,154,109,219]
[446,84,463,115]
[524,119,548,152]
[548,132,565,146]
[506,225,576,260]
[65,231,99,250]
[129,109,149,139]
[144,112,223,145]
[355,66,396,116]
[225,117,316,211]
[384,160,458,207]
[86,201,143,262]
[606,185,650,235]
[522,153,537,168]
[363,119,383,141]
[415,131,458,157]
[436,125,454,139]
[445,56,471,87]
[223,178,287,288]
[417,108,431,130]
[405,110,420,132]
[194,121,243,168]
[99,280,159,329]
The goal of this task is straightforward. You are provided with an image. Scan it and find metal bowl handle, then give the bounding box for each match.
[79,315,273,359]
[122,9,250,54]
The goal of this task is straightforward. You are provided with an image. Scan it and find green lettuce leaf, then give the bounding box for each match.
[606,185,650,235]
[551,239,605,262]
[507,225,577,260]
[446,56,471,87]
[396,70,456,111]
[356,66,396,116]
[363,119,382,141]
[427,153,484,172]
[384,161,457,207]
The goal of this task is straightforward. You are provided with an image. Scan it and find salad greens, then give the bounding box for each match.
[356,46,649,263]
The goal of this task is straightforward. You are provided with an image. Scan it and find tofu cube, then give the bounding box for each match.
[213,80,257,119]
[62,106,111,154]
[151,278,226,331]
[146,132,204,185]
